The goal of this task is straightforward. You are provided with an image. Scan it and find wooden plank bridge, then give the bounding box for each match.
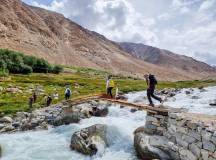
[66,94,169,115]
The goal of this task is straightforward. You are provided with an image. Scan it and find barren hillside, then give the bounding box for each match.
[0,0,215,81]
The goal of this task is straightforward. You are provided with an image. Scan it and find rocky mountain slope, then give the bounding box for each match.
[119,42,216,77]
[0,0,215,81]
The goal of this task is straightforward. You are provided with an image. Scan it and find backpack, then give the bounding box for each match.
[149,75,157,85]
[66,88,71,96]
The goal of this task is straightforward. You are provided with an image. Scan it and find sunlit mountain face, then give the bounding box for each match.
[23,0,216,66]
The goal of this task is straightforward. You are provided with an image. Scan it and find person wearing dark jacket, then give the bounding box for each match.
[144,74,162,107]
[46,95,53,106]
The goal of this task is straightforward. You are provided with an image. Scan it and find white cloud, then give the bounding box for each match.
[180,7,190,14]
[158,13,172,21]
[199,0,216,11]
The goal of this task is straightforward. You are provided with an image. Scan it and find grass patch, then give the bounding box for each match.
[0,67,216,115]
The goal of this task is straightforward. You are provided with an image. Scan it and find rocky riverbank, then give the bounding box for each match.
[0,100,110,134]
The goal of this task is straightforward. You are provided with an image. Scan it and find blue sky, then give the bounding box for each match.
[22,0,216,65]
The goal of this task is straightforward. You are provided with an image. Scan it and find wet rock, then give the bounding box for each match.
[0,124,5,130]
[130,108,137,113]
[21,122,33,131]
[70,124,108,155]
[198,86,204,90]
[15,112,28,121]
[62,112,82,124]
[200,89,207,92]
[80,107,93,118]
[159,88,177,97]
[209,100,216,106]
[91,107,109,117]
[134,132,171,160]
[185,91,191,95]
[52,116,63,126]
[31,119,39,129]
[12,122,20,128]
[120,105,125,108]
[134,126,145,134]
[191,96,200,100]
[0,125,15,133]
[52,112,82,126]
[0,116,13,123]
[35,122,48,130]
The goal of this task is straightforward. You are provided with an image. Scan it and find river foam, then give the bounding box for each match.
[126,86,216,115]
[0,105,146,160]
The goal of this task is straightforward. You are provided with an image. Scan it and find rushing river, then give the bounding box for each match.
[0,105,146,160]
[1,86,216,160]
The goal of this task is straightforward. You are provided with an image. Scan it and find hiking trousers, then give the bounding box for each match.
[147,88,161,105]
[107,87,113,98]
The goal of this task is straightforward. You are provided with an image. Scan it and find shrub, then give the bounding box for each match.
[0,49,62,74]
[51,65,63,74]
[23,56,37,67]
[21,65,33,74]
[33,58,51,73]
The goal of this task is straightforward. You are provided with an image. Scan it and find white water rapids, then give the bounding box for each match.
[0,105,146,160]
[0,86,216,160]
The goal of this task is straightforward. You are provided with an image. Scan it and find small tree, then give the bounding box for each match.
[51,65,63,74]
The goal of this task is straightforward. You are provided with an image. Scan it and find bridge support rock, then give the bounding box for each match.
[134,110,216,160]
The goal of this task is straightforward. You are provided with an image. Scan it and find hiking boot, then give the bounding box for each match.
[149,103,154,107]
[159,98,164,104]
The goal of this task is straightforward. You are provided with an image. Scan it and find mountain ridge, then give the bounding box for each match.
[0,0,215,81]
[119,42,216,74]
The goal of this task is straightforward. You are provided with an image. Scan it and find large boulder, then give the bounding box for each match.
[0,125,15,133]
[134,132,161,160]
[70,124,108,156]
[52,112,83,126]
[0,116,13,123]
[134,129,173,160]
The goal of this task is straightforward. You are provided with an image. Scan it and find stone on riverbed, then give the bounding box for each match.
[134,131,167,160]
[0,125,15,133]
[0,116,13,123]
[70,124,108,156]
[209,100,216,106]
[0,124,5,130]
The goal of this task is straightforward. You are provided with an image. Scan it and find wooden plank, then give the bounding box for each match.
[100,98,169,113]
[63,95,169,115]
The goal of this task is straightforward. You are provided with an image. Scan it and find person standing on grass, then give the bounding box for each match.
[29,96,34,111]
[65,86,72,100]
[144,74,163,107]
[46,95,53,106]
[106,75,115,98]
[33,91,37,103]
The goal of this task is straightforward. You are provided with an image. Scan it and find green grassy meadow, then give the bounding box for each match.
[0,67,216,115]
